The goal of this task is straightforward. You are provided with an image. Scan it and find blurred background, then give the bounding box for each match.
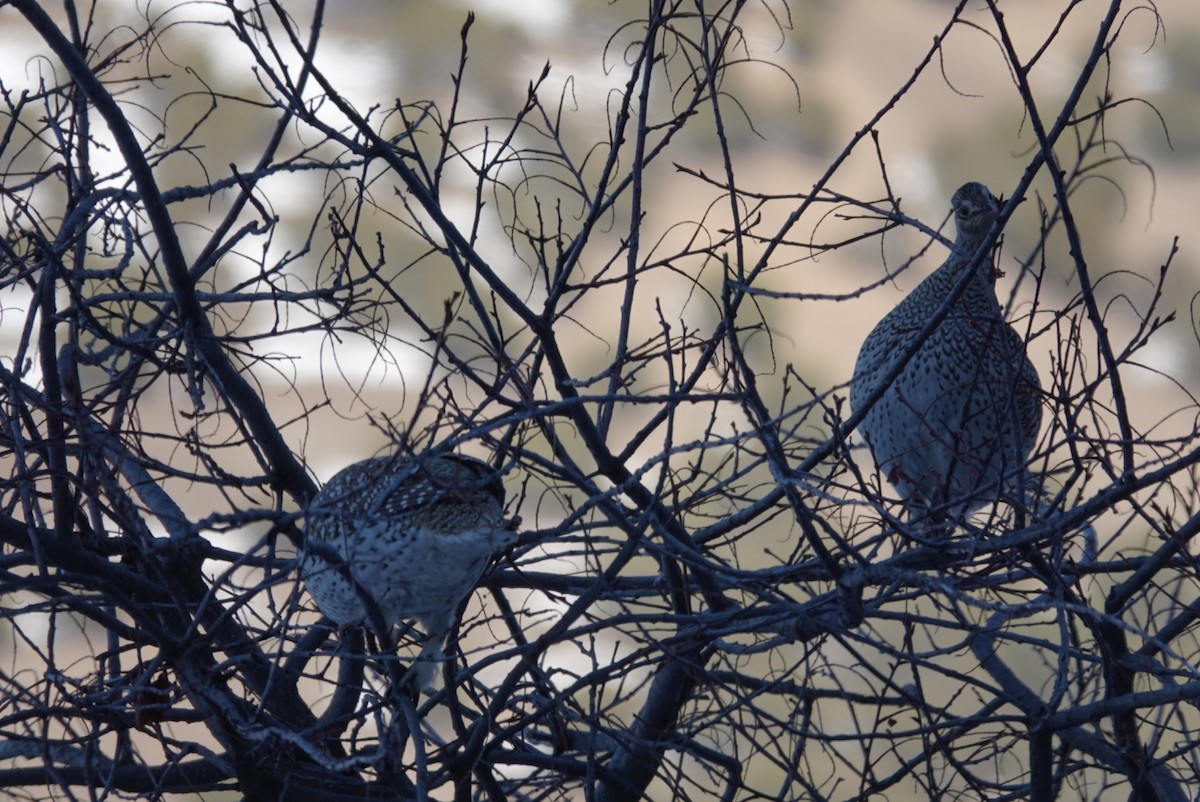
[1,0,1196,475]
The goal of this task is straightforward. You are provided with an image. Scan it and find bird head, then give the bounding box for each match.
[950,182,1001,247]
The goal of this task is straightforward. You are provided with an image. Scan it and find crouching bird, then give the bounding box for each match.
[300,453,516,690]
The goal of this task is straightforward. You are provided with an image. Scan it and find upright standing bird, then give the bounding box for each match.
[850,182,1041,524]
[300,453,516,689]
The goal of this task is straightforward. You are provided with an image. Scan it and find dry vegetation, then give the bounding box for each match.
[1,1,1198,801]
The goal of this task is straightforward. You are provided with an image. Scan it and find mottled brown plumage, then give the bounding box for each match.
[300,453,515,688]
[850,182,1041,521]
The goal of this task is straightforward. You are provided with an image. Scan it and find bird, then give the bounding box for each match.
[849,181,1042,525]
[299,452,516,690]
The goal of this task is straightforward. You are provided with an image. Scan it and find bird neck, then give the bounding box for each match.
[925,241,1002,312]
